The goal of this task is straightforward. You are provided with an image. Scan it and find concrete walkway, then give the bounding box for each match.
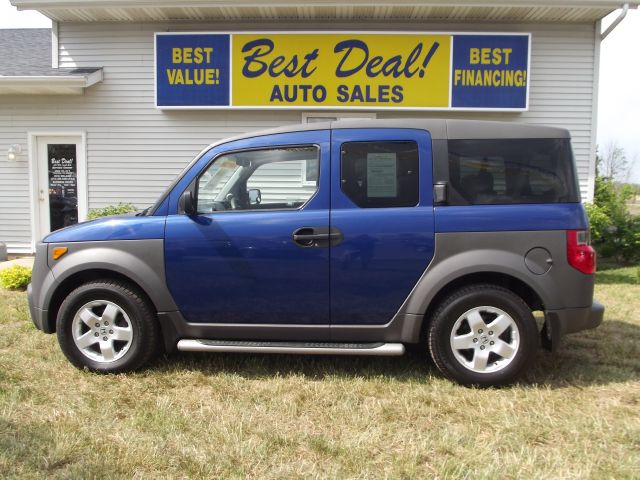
[0,257,34,271]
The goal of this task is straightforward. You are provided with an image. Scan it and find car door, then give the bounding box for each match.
[164,130,331,327]
[330,128,435,326]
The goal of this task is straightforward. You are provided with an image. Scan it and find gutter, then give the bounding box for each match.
[601,3,633,39]
[9,0,640,8]
[0,69,103,94]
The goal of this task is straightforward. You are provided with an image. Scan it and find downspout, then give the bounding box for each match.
[51,20,59,68]
[601,3,629,40]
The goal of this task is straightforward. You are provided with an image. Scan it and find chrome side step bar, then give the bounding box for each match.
[176,339,405,356]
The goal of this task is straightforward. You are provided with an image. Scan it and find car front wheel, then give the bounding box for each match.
[56,280,160,373]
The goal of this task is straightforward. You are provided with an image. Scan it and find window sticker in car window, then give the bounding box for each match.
[367,153,397,198]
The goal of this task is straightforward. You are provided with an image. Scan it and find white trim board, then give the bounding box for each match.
[27,131,88,252]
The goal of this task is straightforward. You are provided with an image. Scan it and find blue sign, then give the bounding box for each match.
[156,33,230,107]
[451,34,529,109]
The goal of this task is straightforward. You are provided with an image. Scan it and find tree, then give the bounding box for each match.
[597,141,632,182]
[588,143,640,263]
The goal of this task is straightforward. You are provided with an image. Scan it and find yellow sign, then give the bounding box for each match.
[232,34,451,108]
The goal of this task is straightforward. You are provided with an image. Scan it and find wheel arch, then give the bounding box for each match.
[44,240,177,334]
[46,268,159,334]
[399,247,548,343]
[405,248,548,311]
[419,271,545,340]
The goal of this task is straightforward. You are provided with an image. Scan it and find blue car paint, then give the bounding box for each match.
[434,203,587,233]
[43,215,166,243]
[329,129,435,325]
[152,197,170,217]
[164,130,332,325]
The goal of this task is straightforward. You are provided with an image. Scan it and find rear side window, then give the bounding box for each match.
[341,141,419,208]
[447,138,580,205]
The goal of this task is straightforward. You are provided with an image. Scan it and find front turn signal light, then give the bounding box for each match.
[52,247,68,260]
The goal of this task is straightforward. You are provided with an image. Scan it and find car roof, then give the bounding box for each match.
[212,118,570,148]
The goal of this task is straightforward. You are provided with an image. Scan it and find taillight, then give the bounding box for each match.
[567,230,596,274]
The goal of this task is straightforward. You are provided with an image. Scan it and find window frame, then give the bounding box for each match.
[193,143,322,215]
[302,113,377,187]
[339,139,421,209]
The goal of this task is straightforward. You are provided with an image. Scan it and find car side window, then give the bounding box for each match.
[197,146,319,213]
[447,138,580,205]
[340,141,419,208]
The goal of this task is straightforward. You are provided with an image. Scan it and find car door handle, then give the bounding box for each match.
[293,232,343,241]
[292,227,343,248]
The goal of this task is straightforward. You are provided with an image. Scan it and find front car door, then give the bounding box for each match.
[164,130,331,330]
[330,128,435,327]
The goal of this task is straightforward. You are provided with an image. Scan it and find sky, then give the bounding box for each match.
[0,0,639,181]
[598,9,640,182]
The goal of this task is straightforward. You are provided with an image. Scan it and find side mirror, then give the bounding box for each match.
[248,188,262,206]
[179,190,197,215]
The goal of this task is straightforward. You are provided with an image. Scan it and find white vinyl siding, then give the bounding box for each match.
[0,21,598,252]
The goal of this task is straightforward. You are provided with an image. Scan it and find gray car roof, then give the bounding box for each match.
[216,119,570,146]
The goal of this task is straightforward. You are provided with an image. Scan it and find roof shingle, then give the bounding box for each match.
[0,28,101,76]
[0,28,51,75]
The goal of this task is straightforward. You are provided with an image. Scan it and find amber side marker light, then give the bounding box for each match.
[52,247,68,260]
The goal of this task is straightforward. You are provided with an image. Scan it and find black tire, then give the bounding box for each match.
[427,284,538,387]
[56,280,160,373]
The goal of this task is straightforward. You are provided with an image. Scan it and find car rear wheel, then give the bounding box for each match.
[56,280,160,373]
[427,284,538,386]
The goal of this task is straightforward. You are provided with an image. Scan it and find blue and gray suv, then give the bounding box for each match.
[28,119,603,386]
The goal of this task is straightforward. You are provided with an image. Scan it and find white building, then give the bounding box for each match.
[0,0,635,253]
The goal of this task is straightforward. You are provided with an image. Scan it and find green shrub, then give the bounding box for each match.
[587,177,640,263]
[584,202,611,243]
[0,266,32,290]
[87,203,138,220]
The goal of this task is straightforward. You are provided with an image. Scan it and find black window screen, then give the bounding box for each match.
[447,138,580,205]
[341,141,419,208]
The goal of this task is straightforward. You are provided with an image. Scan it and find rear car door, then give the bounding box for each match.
[330,128,435,326]
[164,130,331,327]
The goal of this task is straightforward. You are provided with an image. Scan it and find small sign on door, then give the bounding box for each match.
[47,144,78,231]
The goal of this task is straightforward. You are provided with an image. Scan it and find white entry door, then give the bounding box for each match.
[33,135,87,241]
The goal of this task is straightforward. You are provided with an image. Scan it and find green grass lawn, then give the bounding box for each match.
[1,267,639,479]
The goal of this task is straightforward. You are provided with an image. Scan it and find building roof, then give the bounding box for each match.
[0,29,103,95]
[0,28,51,76]
[10,0,638,23]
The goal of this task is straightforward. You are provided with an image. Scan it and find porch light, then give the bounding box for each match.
[7,144,22,161]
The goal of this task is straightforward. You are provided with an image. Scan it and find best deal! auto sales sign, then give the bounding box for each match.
[155,31,530,111]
